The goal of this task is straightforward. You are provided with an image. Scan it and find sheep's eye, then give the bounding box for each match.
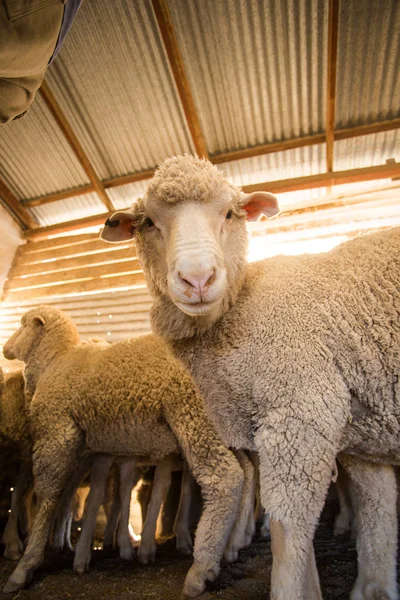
[226,210,233,219]
[144,217,155,227]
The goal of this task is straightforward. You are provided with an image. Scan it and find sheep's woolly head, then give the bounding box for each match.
[101,154,279,338]
[147,155,230,206]
[3,306,80,363]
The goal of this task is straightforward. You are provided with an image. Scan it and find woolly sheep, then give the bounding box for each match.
[0,367,32,561]
[102,154,400,600]
[2,305,245,597]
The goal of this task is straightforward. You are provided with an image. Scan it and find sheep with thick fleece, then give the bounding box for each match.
[101,154,400,600]
[0,367,32,561]
[2,305,244,597]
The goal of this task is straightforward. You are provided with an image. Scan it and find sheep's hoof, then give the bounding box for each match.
[3,568,28,593]
[351,581,395,600]
[138,543,156,565]
[182,563,218,598]
[73,555,91,574]
[176,531,193,556]
[119,545,134,561]
[223,547,238,563]
[244,533,253,547]
[3,542,23,561]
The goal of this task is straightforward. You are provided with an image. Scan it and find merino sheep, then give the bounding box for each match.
[2,306,244,597]
[0,367,32,561]
[101,154,400,600]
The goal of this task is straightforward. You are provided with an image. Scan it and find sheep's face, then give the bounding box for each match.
[101,155,279,322]
[3,311,46,362]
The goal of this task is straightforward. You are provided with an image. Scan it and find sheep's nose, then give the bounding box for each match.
[179,269,216,292]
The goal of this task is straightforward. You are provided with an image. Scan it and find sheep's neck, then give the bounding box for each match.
[24,338,74,396]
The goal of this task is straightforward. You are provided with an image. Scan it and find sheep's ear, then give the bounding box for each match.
[100,208,138,243]
[33,316,45,326]
[239,191,279,221]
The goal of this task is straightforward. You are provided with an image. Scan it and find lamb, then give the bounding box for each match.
[101,154,400,600]
[2,305,245,597]
[0,367,33,561]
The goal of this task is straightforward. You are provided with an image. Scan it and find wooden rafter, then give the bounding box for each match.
[326,0,340,173]
[24,213,109,241]
[23,184,95,208]
[151,0,208,158]
[212,134,327,164]
[243,162,400,194]
[335,117,400,141]
[0,177,39,230]
[23,162,400,240]
[103,170,155,189]
[39,81,115,213]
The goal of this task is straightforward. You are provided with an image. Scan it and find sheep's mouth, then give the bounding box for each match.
[175,299,220,316]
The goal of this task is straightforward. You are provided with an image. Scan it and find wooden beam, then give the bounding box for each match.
[39,81,115,212]
[212,134,327,164]
[326,0,340,173]
[3,271,146,304]
[23,184,95,208]
[151,0,208,158]
[0,177,39,230]
[23,162,400,240]
[103,170,155,189]
[335,117,400,141]
[23,213,109,241]
[243,162,400,194]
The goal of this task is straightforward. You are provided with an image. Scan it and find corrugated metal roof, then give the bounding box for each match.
[0,95,89,199]
[168,0,328,154]
[218,143,326,187]
[334,130,400,171]
[0,0,399,231]
[29,193,107,227]
[106,181,150,210]
[335,0,400,127]
[45,0,194,180]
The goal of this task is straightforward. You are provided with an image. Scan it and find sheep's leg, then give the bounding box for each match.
[137,477,153,525]
[73,454,113,574]
[117,459,140,560]
[2,462,31,561]
[260,512,270,538]
[255,419,340,600]
[52,457,90,552]
[103,476,121,549]
[16,461,33,544]
[3,427,83,593]
[138,457,172,565]
[174,461,195,555]
[224,450,255,561]
[245,479,256,544]
[339,454,398,600]
[334,462,354,537]
[164,394,243,599]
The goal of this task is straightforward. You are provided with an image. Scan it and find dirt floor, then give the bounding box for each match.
[0,498,365,600]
